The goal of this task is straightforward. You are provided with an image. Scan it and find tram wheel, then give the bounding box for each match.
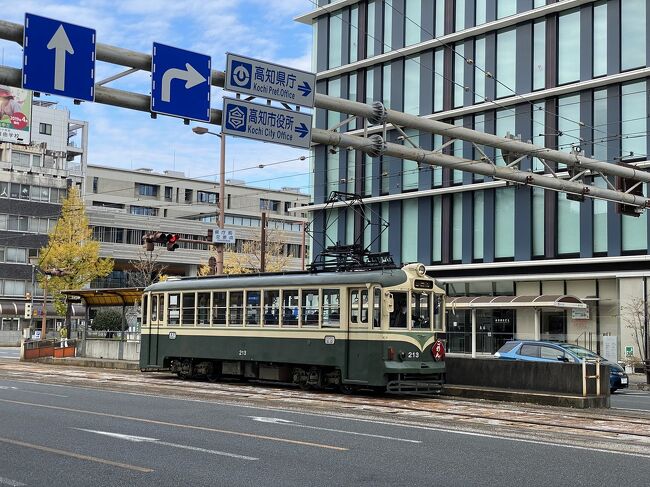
[339,384,356,395]
[178,359,193,380]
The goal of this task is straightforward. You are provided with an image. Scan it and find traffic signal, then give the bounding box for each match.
[166,234,180,251]
[24,302,33,319]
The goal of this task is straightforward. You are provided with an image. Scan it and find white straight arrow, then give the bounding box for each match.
[76,429,258,460]
[161,63,206,102]
[46,25,74,91]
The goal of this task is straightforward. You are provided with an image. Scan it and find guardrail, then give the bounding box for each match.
[23,339,76,360]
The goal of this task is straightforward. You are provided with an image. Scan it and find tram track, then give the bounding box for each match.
[2,359,649,448]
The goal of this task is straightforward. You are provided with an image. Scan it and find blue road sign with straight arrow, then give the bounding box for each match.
[151,42,211,122]
[22,13,96,101]
[225,53,316,108]
[222,97,312,150]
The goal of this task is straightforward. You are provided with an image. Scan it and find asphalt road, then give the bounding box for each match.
[611,388,650,412]
[0,377,648,487]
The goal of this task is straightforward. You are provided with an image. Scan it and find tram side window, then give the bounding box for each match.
[350,289,369,326]
[246,290,261,326]
[212,291,226,326]
[158,296,164,324]
[151,295,158,322]
[302,289,320,327]
[229,291,244,326]
[322,289,340,328]
[390,292,408,328]
[411,292,431,329]
[142,295,148,326]
[263,290,280,326]
[197,292,210,325]
[433,294,443,331]
[282,290,299,326]
[373,288,381,328]
[182,293,195,326]
[168,293,180,325]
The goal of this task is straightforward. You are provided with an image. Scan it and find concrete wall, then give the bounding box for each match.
[0,331,20,346]
[446,356,610,396]
[83,339,140,361]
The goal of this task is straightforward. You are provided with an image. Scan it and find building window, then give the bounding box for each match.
[197,191,217,204]
[453,42,465,108]
[259,199,280,211]
[592,89,608,161]
[402,129,419,191]
[473,190,484,260]
[496,28,516,99]
[497,0,517,19]
[557,95,581,166]
[621,81,647,159]
[164,186,173,201]
[92,177,98,193]
[39,123,52,135]
[557,192,580,255]
[137,183,158,197]
[404,0,421,46]
[434,0,445,37]
[593,1,607,78]
[11,152,30,167]
[532,187,544,257]
[382,63,392,109]
[404,55,420,115]
[532,102,546,171]
[621,0,646,71]
[432,196,442,262]
[452,194,463,261]
[455,0,465,32]
[475,0,487,26]
[130,206,157,216]
[434,48,444,112]
[328,8,343,68]
[327,77,341,128]
[383,0,393,53]
[349,5,359,63]
[495,187,514,259]
[184,189,193,202]
[474,36,486,103]
[401,199,418,264]
[558,9,581,85]
[367,0,377,58]
[495,108,515,165]
[533,20,546,90]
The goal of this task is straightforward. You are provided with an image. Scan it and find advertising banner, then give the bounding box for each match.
[0,84,32,145]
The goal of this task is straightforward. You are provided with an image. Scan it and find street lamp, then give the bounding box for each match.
[192,126,226,275]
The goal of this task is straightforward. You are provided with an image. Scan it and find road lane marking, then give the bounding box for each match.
[0,399,347,452]
[76,429,258,461]
[0,385,67,398]
[0,476,26,486]
[247,416,421,443]
[0,436,153,473]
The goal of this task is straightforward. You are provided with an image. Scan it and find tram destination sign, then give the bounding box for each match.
[222,97,312,149]
[225,53,316,108]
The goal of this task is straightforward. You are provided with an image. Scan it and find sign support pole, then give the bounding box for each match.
[217,134,226,275]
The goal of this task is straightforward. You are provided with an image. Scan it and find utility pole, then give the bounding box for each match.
[260,212,267,273]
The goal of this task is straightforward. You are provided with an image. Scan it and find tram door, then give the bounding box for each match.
[346,289,370,383]
[147,294,160,366]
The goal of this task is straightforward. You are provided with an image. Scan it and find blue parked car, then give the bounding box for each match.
[494,340,629,393]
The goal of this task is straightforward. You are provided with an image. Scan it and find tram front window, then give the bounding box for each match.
[412,292,431,329]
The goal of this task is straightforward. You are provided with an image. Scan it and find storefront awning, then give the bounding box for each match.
[446,294,586,310]
[61,288,144,307]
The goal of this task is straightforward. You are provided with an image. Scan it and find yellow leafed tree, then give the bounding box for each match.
[38,186,114,315]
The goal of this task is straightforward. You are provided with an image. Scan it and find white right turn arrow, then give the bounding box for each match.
[161,63,206,102]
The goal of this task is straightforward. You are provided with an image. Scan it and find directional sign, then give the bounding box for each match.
[212,229,236,245]
[225,53,316,108]
[222,97,312,150]
[22,13,96,101]
[151,42,211,122]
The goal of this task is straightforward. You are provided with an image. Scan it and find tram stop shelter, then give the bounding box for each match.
[445,295,587,357]
[62,288,144,360]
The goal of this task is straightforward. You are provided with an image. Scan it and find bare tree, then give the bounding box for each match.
[127,248,168,287]
[620,297,648,363]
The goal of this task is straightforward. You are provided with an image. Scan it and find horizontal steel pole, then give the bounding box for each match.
[314,93,650,184]
[311,128,650,208]
[0,19,225,88]
[0,66,222,125]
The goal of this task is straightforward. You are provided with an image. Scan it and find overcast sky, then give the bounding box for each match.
[1,1,315,192]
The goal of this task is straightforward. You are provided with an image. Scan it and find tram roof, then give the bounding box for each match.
[145,268,410,293]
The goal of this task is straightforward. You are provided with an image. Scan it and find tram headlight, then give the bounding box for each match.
[416,264,426,276]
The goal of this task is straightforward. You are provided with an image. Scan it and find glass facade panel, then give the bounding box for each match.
[350,5,359,63]
[558,9,580,85]
[381,203,389,252]
[402,129,419,190]
[496,28,516,99]
[532,187,544,256]
[473,190,484,260]
[452,118,464,183]
[383,63,392,109]
[435,0,445,37]
[433,134,443,186]
[495,187,514,259]
[432,196,442,262]
[621,81,647,158]
[455,0,465,32]
[383,0,393,53]
[557,193,580,255]
[328,9,343,69]
[404,55,420,115]
[405,0,421,46]
[592,89,608,161]
[364,154,373,195]
[593,177,607,253]
[327,77,341,128]
[558,95,581,167]
[452,193,463,261]
[622,209,647,252]
[434,49,444,112]
[401,199,418,263]
[593,1,607,78]
[533,20,545,91]
[347,150,355,194]
[473,114,485,181]
[495,108,515,166]
[474,36,486,103]
[366,69,374,105]
[325,208,338,247]
[621,0,646,71]
[532,102,545,171]
[367,0,377,58]
[326,151,339,195]
[454,43,465,108]
[476,0,487,26]
[497,0,517,19]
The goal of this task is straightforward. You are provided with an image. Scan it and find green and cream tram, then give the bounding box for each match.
[140,263,446,394]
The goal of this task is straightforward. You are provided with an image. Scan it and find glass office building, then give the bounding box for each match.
[298,0,650,360]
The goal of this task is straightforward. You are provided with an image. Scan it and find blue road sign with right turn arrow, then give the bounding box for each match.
[22,13,96,101]
[151,42,211,122]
